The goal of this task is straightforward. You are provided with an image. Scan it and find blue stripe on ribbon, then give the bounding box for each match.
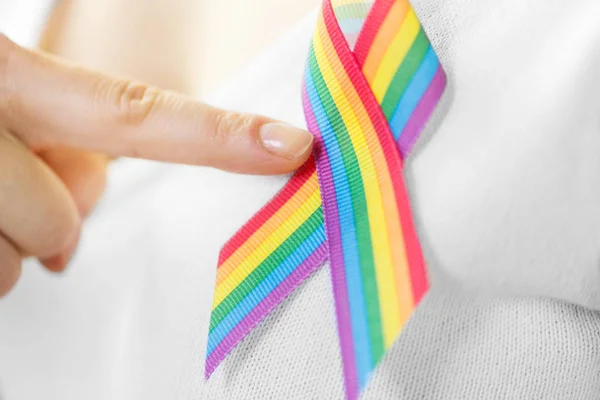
[305,55,372,388]
[207,224,326,356]
[389,46,439,141]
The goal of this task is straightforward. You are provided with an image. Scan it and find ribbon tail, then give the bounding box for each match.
[305,1,446,397]
[205,159,329,378]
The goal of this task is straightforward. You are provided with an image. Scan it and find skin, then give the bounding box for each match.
[0,0,316,297]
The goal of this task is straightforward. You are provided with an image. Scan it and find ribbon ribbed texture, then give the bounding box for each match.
[206,1,446,398]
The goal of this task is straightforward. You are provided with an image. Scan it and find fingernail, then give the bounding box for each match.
[258,123,313,159]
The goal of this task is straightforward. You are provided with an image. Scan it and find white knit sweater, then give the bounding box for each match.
[0,1,599,399]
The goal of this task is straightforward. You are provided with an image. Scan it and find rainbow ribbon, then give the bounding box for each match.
[206,0,446,398]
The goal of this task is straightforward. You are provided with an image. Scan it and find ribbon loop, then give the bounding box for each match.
[206,1,446,398]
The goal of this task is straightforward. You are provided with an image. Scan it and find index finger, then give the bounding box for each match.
[0,34,313,175]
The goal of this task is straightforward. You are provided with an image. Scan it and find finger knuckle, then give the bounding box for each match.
[212,111,262,145]
[104,79,161,126]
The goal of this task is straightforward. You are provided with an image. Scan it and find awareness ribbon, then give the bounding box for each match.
[206,0,447,398]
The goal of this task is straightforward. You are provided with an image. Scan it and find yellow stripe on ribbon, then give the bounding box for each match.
[213,187,322,308]
[362,0,410,84]
[372,7,420,101]
[215,171,320,286]
[315,14,405,346]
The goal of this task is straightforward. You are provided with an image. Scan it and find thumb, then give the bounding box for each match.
[0,34,313,175]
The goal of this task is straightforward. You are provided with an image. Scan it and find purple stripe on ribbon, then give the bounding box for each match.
[398,67,447,156]
[302,84,360,399]
[205,242,329,378]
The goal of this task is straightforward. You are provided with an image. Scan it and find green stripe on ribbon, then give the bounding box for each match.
[209,209,324,332]
[381,28,429,119]
[308,44,385,362]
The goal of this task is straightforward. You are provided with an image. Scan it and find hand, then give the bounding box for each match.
[0,34,313,297]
